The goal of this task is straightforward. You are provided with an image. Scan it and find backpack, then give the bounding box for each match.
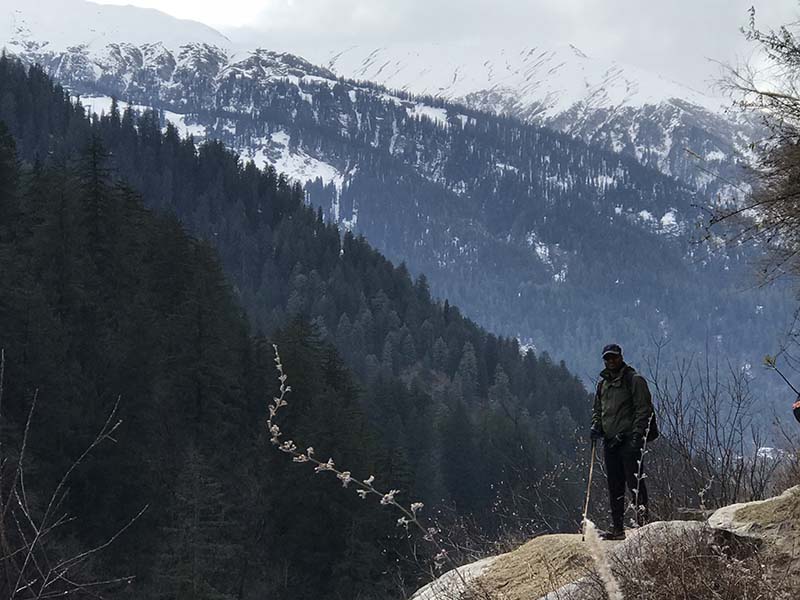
[597,369,659,442]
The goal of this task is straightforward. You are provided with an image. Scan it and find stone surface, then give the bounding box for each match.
[412,487,800,600]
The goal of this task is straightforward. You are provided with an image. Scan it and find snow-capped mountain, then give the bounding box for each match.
[311,42,761,195]
[2,0,229,53]
[0,0,787,379]
[318,42,720,115]
[2,1,758,196]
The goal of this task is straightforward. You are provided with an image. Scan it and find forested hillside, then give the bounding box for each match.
[0,57,591,599]
[5,29,790,382]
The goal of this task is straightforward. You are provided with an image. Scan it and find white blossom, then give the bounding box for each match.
[363,475,375,485]
[279,440,297,453]
[337,471,352,487]
[314,458,335,473]
[410,502,424,514]
[381,489,399,505]
[356,489,369,499]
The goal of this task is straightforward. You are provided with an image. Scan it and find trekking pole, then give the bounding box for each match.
[581,438,597,542]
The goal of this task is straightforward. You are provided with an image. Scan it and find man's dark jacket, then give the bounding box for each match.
[591,364,654,439]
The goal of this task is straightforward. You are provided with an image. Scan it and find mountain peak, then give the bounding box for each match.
[307,41,724,117]
[1,0,231,54]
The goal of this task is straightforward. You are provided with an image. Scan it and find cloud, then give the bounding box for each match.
[97,0,800,89]
[251,1,798,85]
[95,0,264,28]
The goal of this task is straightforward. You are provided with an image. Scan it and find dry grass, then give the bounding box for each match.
[465,516,798,600]
[473,534,591,600]
[734,485,800,525]
[609,525,796,600]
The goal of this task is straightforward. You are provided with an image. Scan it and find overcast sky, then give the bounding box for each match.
[96,0,800,90]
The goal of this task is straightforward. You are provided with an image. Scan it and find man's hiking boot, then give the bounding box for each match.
[598,528,625,541]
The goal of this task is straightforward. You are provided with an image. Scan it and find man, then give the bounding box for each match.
[590,343,655,540]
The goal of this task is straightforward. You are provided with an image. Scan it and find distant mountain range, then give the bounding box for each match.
[1,0,789,383]
[311,42,761,196]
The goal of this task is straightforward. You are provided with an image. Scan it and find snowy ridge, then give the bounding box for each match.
[1,0,759,196]
[311,42,760,193]
[2,0,230,54]
[315,42,725,117]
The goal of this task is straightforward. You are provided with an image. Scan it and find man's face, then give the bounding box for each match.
[603,353,623,371]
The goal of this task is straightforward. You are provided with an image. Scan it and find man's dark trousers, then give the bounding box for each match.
[604,437,648,530]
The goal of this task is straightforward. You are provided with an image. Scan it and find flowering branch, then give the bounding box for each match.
[266,344,467,580]
[631,412,654,527]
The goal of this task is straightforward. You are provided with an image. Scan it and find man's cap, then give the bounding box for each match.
[602,343,622,358]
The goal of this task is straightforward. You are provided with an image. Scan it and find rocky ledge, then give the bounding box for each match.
[413,485,800,600]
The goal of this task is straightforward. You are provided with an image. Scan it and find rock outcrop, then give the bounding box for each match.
[414,486,800,600]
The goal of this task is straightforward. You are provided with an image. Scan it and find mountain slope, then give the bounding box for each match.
[317,42,719,115]
[0,56,605,598]
[2,0,229,52]
[313,42,760,195]
[1,50,595,516]
[1,0,790,384]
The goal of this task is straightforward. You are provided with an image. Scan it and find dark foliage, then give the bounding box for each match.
[0,57,592,598]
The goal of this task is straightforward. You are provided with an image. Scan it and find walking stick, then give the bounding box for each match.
[581,438,597,542]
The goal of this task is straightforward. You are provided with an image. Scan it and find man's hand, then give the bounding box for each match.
[590,425,603,440]
[628,432,644,453]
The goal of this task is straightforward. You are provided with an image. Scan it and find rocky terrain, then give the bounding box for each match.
[412,485,800,599]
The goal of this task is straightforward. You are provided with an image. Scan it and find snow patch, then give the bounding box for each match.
[496,162,519,173]
[78,95,207,140]
[247,130,344,191]
[534,243,550,264]
[659,210,682,235]
[407,103,448,128]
